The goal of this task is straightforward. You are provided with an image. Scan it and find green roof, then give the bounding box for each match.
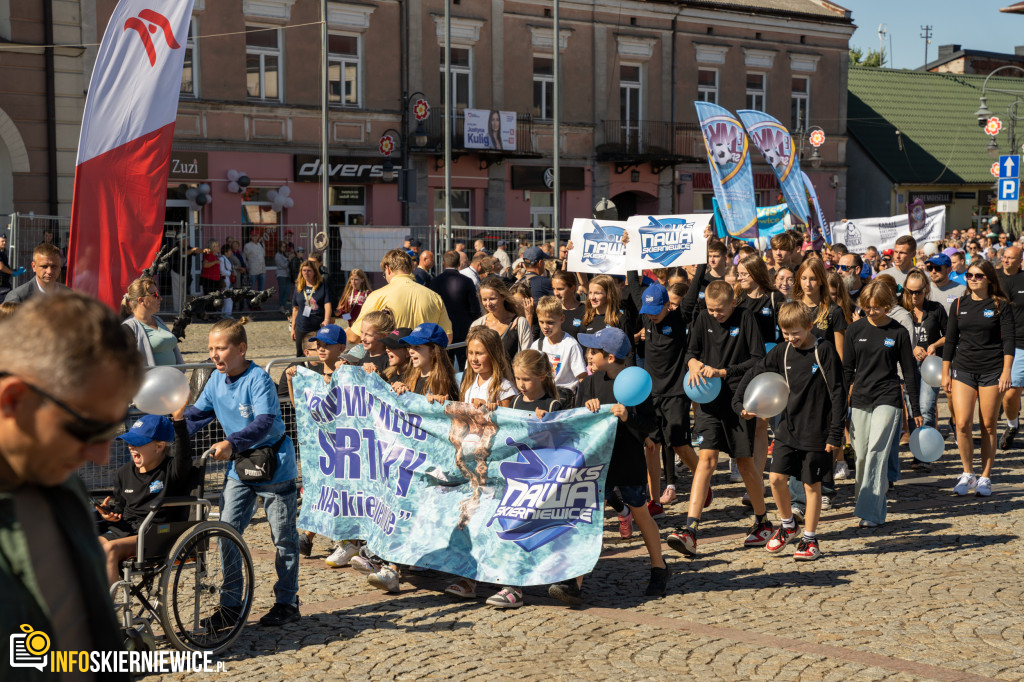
[847,65,1024,185]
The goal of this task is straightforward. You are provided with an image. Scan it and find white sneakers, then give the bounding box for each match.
[833,461,851,480]
[729,459,743,483]
[975,476,993,497]
[953,472,977,496]
[324,541,360,568]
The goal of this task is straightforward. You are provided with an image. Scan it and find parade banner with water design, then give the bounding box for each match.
[713,200,789,243]
[293,367,618,586]
[736,110,810,226]
[625,214,711,269]
[567,218,628,274]
[830,206,946,253]
[695,102,759,240]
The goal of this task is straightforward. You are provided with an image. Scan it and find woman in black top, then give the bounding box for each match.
[552,270,586,337]
[901,269,947,430]
[290,259,333,357]
[942,260,1015,498]
[843,280,922,528]
[470,276,532,365]
[794,257,847,360]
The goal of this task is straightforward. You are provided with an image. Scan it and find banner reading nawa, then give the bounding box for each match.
[67,0,194,306]
[293,368,619,586]
[566,214,711,275]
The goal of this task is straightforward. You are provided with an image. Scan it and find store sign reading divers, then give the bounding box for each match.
[294,154,399,184]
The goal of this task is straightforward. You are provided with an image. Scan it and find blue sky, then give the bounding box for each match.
[840,1,1024,69]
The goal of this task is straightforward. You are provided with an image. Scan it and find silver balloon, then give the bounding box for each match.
[921,355,942,388]
[133,367,190,415]
[742,372,790,418]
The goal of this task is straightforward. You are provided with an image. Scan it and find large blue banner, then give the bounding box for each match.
[736,110,810,226]
[695,101,759,240]
[713,199,789,244]
[293,367,619,586]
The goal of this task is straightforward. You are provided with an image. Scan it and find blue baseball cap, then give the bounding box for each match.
[577,327,631,360]
[523,246,547,262]
[926,254,952,268]
[639,284,669,315]
[119,415,175,446]
[314,324,345,346]
[401,322,449,348]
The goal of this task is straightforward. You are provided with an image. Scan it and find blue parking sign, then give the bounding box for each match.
[999,178,1019,201]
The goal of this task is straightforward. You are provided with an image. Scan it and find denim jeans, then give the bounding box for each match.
[251,272,266,293]
[219,475,299,609]
[851,405,901,525]
[278,278,293,311]
[919,375,939,429]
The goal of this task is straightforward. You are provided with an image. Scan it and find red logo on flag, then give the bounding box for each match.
[124,9,181,66]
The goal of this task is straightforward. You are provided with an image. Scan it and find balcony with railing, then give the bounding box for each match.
[597,120,705,173]
[412,111,542,160]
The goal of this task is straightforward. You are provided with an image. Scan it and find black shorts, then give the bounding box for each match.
[651,394,692,447]
[952,368,1001,390]
[611,484,649,509]
[694,408,754,459]
[769,443,831,485]
[98,519,135,540]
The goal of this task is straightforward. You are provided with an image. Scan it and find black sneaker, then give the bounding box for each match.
[666,527,698,557]
[548,579,582,606]
[644,566,670,597]
[910,459,932,472]
[999,425,1018,451]
[259,602,301,626]
[298,533,312,558]
[200,606,241,633]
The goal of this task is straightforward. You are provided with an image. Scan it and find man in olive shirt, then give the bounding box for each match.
[0,293,142,681]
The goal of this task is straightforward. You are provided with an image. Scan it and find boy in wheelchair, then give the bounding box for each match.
[95,407,192,585]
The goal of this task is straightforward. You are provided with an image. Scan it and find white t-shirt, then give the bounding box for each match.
[533,334,587,389]
[463,375,517,404]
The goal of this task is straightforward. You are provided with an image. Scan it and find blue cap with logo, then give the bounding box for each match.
[314,324,345,346]
[577,327,631,360]
[118,415,175,447]
[401,322,449,348]
[926,253,952,268]
[523,246,548,262]
[639,284,669,315]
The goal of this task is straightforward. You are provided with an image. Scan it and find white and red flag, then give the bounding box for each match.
[67,0,194,306]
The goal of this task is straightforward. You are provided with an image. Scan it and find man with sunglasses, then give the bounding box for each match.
[3,243,69,304]
[997,246,1024,450]
[0,292,142,680]
[925,254,965,314]
[837,253,866,304]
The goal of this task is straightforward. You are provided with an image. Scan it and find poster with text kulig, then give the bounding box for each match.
[293,367,618,586]
[464,109,516,151]
[566,218,629,274]
[624,214,712,269]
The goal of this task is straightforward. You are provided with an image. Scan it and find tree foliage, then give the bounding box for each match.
[849,46,886,68]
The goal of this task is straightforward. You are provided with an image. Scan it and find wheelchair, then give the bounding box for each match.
[107,452,255,654]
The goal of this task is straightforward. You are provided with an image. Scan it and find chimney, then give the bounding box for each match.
[937,44,961,58]
[1016,46,1024,56]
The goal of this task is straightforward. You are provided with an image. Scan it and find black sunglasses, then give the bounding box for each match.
[835,264,855,272]
[0,372,126,444]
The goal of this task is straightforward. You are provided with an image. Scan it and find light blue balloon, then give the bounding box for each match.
[683,371,722,404]
[613,366,653,407]
[909,426,944,463]
[765,342,777,353]
[455,371,464,385]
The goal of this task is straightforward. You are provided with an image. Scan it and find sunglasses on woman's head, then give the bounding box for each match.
[0,372,127,444]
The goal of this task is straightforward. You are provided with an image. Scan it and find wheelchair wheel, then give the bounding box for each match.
[158,520,254,654]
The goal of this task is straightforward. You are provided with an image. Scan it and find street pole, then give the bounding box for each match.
[444,0,452,253]
[552,0,560,254]
[320,1,330,243]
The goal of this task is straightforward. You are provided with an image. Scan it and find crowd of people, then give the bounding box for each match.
[2,219,1022,656]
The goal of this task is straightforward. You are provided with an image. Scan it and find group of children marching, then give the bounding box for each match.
[291,232,1016,608]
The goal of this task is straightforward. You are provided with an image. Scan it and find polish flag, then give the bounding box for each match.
[67,0,194,307]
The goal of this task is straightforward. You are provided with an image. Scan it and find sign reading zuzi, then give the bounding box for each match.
[293,367,618,585]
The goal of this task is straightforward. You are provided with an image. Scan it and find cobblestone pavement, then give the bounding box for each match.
[153,320,1024,681]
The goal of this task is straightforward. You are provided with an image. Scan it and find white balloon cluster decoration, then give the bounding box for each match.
[225,169,252,194]
[267,185,294,213]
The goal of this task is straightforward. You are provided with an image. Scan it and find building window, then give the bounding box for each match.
[434,189,471,226]
[620,64,642,148]
[246,26,281,102]
[530,191,553,230]
[791,76,810,131]
[328,34,360,108]
[697,68,717,104]
[695,193,716,212]
[181,17,198,97]
[745,73,765,111]
[533,57,553,120]
[440,47,472,109]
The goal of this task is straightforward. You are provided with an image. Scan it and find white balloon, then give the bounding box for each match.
[198,183,211,194]
[133,367,190,415]
[909,426,944,463]
[921,355,943,388]
[278,185,291,198]
[283,197,294,209]
[203,192,212,205]
[185,188,198,200]
[272,199,285,213]
[922,242,938,257]
[226,169,240,182]
[227,181,240,193]
[267,189,278,201]
[742,372,790,418]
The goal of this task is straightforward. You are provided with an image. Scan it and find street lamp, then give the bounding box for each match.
[794,124,826,169]
[977,66,1024,235]
[378,128,401,184]
[380,94,430,225]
